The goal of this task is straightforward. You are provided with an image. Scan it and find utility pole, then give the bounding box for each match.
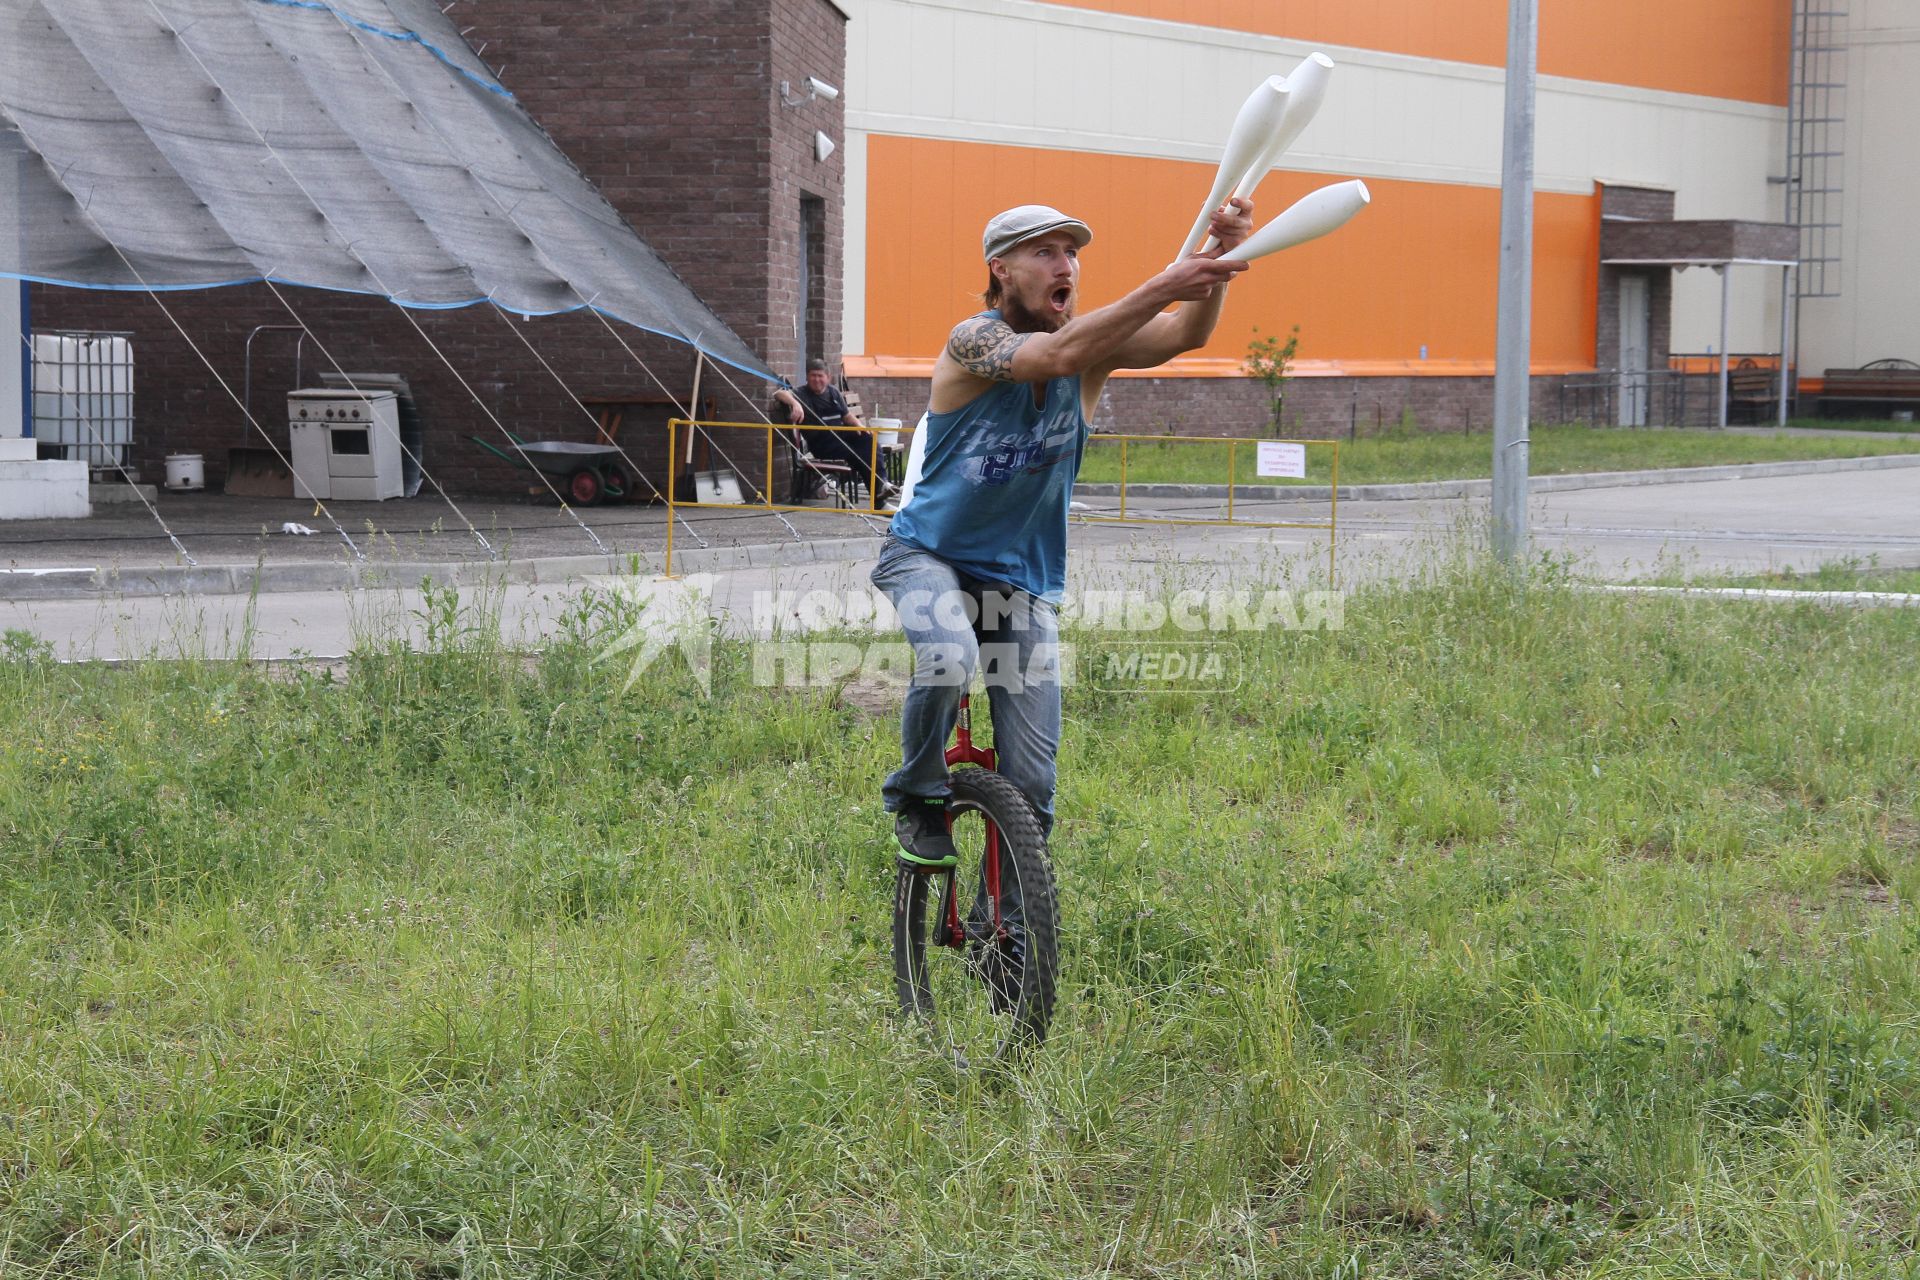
[1492,0,1537,566]
[4,144,27,440]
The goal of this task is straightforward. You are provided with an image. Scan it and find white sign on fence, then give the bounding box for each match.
[1255,441,1307,479]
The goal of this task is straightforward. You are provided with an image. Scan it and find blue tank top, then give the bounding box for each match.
[888,322,1089,602]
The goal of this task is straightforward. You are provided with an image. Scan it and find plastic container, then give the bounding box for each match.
[31,332,134,468]
[164,453,205,491]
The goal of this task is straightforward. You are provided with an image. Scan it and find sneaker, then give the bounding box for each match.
[894,797,958,871]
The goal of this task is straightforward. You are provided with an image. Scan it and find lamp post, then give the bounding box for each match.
[1492,0,1537,566]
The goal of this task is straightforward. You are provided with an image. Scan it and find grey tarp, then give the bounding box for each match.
[0,0,775,381]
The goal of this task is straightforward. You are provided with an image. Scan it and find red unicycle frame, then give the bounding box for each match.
[938,693,1003,950]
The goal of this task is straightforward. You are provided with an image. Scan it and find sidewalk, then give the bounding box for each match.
[1075,450,1920,502]
[0,491,891,598]
[8,464,1916,661]
[4,453,1917,600]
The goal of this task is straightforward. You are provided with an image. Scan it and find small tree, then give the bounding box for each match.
[1245,325,1300,436]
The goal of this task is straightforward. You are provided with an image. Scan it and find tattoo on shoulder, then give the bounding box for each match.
[947,317,1031,383]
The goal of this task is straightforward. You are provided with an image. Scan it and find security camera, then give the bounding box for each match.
[805,76,839,102]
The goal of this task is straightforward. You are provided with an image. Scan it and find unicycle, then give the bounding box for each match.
[891,693,1060,1063]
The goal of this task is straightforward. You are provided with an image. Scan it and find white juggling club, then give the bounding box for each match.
[1236,53,1333,202]
[1201,53,1337,253]
[1219,180,1371,263]
[1173,76,1290,263]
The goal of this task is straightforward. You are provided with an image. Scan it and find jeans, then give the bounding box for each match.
[804,428,887,498]
[869,536,1063,836]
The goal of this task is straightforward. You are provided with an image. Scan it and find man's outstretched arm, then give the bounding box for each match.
[1094,198,1257,373]
[939,255,1248,389]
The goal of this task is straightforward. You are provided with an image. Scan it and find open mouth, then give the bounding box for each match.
[1048,286,1072,312]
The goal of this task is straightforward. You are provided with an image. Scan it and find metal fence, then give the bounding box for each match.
[1554,361,1792,428]
[661,421,1340,584]
[1553,369,1698,428]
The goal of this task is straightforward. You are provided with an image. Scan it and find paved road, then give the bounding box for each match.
[5,466,1915,661]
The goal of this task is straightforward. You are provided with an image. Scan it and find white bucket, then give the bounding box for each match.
[164,453,205,491]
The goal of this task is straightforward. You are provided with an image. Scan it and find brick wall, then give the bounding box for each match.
[1595,186,1678,406]
[852,370,1724,442]
[1600,185,1676,223]
[28,1,848,498]
[770,0,848,381]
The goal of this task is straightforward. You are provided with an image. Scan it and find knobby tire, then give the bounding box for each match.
[891,767,1058,1061]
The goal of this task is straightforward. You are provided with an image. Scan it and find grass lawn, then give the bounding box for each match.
[1655,558,1920,595]
[1787,417,1920,434]
[1075,425,1920,489]
[3,567,1919,1276]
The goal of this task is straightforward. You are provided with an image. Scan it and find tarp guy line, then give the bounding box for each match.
[316,6,822,547]
[132,0,610,552]
[264,278,499,561]
[0,0,777,382]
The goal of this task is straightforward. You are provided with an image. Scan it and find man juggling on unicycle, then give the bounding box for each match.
[873,198,1256,872]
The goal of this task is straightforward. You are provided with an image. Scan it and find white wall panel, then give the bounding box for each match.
[1673,265,1788,367]
[905,5,957,121]
[845,0,1779,188]
[839,0,1791,359]
[843,128,868,357]
[1796,19,1920,371]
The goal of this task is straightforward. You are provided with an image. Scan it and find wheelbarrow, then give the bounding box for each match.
[469,433,634,506]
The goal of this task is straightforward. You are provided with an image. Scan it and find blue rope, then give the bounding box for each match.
[248,0,516,101]
[0,270,779,385]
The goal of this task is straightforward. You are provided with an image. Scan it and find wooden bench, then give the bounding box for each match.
[1726,359,1781,423]
[1821,360,1920,416]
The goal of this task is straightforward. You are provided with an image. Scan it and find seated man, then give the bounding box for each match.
[774,358,898,508]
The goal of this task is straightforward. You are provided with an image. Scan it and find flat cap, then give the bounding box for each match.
[982,204,1093,262]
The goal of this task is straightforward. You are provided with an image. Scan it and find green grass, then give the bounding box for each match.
[1784,417,1920,434]
[3,564,1919,1276]
[1651,557,1920,595]
[1076,424,1920,488]
[1724,564,1920,593]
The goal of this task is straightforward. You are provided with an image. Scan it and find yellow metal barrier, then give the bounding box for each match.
[663,420,1338,583]
[665,418,900,577]
[1080,433,1340,584]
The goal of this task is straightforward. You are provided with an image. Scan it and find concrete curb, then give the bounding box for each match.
[1,535,888,601]
[89,483,161,507]
[1580,583,1920,608]
[1072,451,1920,503]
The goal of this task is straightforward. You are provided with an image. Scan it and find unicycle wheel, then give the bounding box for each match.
[892,767,1058,1061]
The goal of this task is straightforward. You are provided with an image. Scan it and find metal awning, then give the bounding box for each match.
[1600,218,1800,427]
[1600,218,1799,267]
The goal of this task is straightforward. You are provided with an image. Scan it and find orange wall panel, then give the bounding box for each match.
[863,135,1598,372]
[1044,0,1789,106]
